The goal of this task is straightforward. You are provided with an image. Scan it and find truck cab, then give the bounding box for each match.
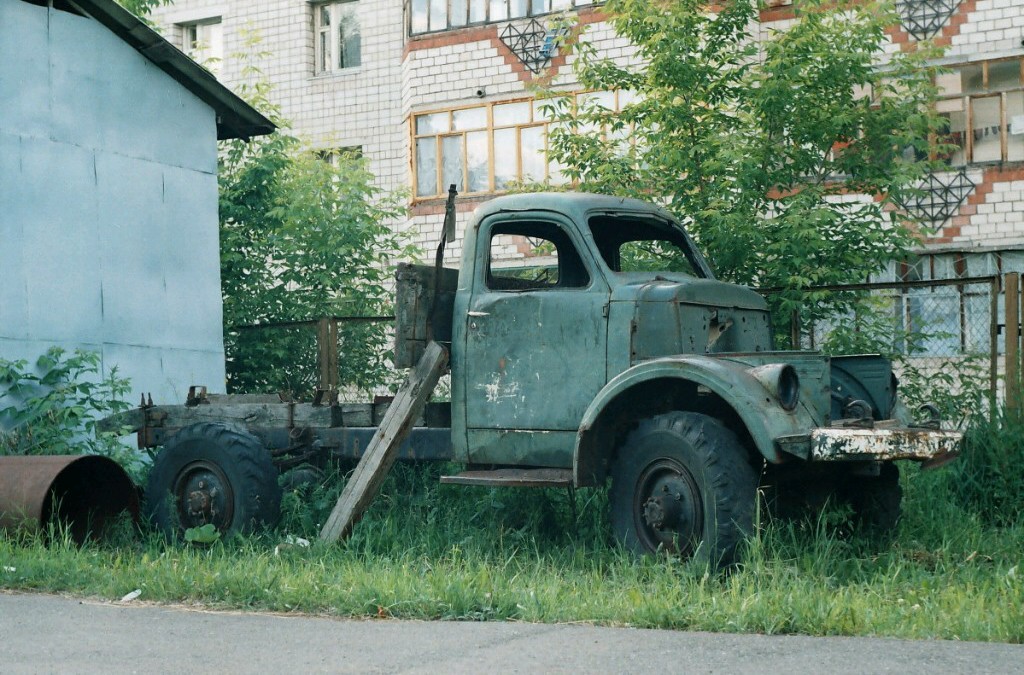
[431,192,960,563]
[125,191,961,565]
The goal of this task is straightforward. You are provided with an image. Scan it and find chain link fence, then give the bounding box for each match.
[226,316,399,401]
[760,275,1002,421]
[233,275,1020,420]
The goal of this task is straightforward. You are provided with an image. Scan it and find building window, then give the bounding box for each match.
[315,146,363,166]
[180,19,223,73]
[410,0,593,35]
[936,58,1024,166]
[315,1,361,74]
[412,92,634,199]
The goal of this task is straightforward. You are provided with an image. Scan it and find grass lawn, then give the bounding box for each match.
[2,457,1021,642]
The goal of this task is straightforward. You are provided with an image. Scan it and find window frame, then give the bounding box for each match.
[179,17,224,72]
[935,57,1024,166]
[313,0,362,75]
[315,146,364,167]
[482,219,593,293]
[409,0,595,37]
[411,91,635,201]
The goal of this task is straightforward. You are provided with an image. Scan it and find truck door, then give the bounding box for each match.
[462,214,609,467]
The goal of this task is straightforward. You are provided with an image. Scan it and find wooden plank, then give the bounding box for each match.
[156,402,335,429]
[317,318,339,391]
[338,403,373,427]
[1006,273,1020,412]
[95,407,146,434]
[206,394,283,404]
[393,264,458,368]
[319,341,449,544]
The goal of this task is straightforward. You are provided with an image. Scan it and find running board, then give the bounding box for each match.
[440,468,573,488]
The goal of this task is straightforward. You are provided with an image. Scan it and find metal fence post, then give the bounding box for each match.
[990,275,1000,406]
[790,309,800,350]
[1005,273,1020,412]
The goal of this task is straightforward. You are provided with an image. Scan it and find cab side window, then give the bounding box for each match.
[486,221,590,291]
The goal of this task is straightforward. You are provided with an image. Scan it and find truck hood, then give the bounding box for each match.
[610,276,769,310]
[616,277,773,358]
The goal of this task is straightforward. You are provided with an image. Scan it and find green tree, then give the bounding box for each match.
[219,57,412,396]
[544,0,943,329]
[116,0,171,17]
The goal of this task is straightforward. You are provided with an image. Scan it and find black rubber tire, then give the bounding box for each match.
[145,423,282,540]
[610,412,758,566]
[842,461,902,535]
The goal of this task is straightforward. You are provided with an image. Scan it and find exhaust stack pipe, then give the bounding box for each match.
[0,455,139,544]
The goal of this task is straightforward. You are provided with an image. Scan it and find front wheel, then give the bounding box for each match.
[610,412,757,566]
[145,423,282,540]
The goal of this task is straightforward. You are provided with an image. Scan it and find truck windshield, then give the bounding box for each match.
[589,214,712,278]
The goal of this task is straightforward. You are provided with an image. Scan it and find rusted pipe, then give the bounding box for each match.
[0,455,139,544]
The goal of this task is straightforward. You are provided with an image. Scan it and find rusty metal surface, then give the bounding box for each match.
[0,455,138,542]
[805,427,962,462]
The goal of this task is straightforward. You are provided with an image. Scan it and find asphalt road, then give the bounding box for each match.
[0,592,1021,673]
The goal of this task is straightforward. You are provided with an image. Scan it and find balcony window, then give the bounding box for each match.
[412,92,633,199]
[410,0,593,35]
[937,58,1024,165]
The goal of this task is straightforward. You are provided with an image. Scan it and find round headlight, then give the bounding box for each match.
[748,363,800,411]
[777,364,800,411]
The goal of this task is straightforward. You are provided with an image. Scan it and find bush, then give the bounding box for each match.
[0,347,141,479]
[939,409,1024,526]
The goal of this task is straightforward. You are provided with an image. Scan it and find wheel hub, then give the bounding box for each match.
[643,486,686,530]
[634,459,703,555]
[173,461,233,530]
[186,480,221,521]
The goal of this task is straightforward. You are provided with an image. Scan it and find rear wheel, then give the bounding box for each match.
[145,423,282,540]
[610,412,757,566]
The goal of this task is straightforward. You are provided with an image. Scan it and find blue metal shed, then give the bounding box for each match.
[0,0,274,408]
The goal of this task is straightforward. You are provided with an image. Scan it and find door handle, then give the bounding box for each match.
[468,310,488,331]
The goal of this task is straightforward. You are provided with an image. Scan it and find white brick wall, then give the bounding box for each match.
[150,1,1024,256]
[152,0,407,197]
[951,171,1024,247]
[947,0,1024,59]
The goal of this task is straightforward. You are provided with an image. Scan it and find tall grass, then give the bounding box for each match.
[2,415,1022,642]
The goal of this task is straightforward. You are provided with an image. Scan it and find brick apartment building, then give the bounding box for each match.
[150,0,1024,284]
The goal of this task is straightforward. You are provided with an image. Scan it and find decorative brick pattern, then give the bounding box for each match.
[946,0,1024,59]
[885,0,977,53]
[927,166,1024,246]
[150,1,1024,259]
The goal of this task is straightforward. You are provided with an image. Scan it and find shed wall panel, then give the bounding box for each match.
[0,1,228,408]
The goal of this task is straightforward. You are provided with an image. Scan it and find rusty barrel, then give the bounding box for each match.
[0,455,139,543]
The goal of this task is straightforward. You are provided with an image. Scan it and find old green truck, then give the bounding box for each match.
[111,191,961,564]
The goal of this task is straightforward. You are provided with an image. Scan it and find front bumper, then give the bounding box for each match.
[776,426,962,465]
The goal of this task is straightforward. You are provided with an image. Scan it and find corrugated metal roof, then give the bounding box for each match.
[51,0,275,140]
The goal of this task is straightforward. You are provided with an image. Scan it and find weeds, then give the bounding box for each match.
[0,348,138,478]
[3,447,1023,642]
[2,379,1022,641]
[939,410,1024,526]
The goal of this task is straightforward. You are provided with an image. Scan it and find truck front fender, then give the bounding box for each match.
[573,356,812,486]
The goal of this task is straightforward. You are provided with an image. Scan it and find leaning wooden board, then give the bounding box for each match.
[320,340,449,544]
